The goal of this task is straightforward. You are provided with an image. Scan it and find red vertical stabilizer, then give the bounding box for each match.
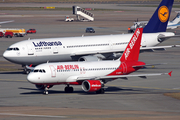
[120,28,143,62]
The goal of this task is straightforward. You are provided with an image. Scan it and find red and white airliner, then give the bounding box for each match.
[27,28,172,95]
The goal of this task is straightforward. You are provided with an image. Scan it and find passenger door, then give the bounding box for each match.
[27,45,34,55]
[49,65,56,77]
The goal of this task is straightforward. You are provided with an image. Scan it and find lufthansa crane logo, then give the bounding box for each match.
[158,6,169,23]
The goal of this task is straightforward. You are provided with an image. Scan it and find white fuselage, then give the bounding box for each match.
[3,32,174,65]
[27,60,121,84]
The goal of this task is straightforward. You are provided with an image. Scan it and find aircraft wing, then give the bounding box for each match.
[167,24,180,29]
[71,45,180,56]
[0,20,14,24]
[77,71,172,81]
[133,21,148,24]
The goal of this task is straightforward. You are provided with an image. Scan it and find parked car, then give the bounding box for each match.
[0,32,4,37]
[26,29,36,34]
[5,32,13,38]
[85,27,95,33]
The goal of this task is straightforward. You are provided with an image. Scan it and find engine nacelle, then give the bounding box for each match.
[78,56,100,61]
[82,80,102,92]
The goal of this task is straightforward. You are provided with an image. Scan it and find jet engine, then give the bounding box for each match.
[157,34,166,42]
[82,80,102,92]
[78,56,101,61]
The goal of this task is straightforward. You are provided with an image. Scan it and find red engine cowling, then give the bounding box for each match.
[82,80,102,92]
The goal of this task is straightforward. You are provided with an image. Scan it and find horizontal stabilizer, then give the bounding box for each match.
[132,63,167,68]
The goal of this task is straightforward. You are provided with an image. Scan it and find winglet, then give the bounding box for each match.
[29,64,33,67]
[168,71,172,77]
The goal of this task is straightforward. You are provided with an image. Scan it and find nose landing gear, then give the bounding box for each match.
[43,85,53,95]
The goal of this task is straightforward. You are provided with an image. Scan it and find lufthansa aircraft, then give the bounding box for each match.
[27,28,172,95]
[128,11,180,33]
[3,0,176,73]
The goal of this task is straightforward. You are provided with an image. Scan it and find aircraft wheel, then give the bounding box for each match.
[96,88,105,94]
[69,87,74,93]
[43,86,49,95]
[44,91,48,95]
[65,86,74,93]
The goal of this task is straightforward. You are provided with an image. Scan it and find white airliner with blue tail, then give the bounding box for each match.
[3,0,178,73]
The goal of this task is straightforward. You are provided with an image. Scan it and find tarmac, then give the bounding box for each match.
[0,2,180,120]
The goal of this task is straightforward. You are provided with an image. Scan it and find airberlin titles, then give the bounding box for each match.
[57,65,79,70]
[33,41,62,47]
[124,29,140,60]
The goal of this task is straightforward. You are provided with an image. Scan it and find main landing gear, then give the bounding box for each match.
[64,84,74,93]
[43,85,74,95]
[95,88,105,94]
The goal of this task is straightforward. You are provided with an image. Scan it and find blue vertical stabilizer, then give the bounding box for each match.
[143,0,174,33]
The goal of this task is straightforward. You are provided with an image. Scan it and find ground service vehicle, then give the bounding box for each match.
[65,16,74,22]
[0,32,3,37]
[4,32,13,38]
[0,28,26,37]
[26,29,36,34]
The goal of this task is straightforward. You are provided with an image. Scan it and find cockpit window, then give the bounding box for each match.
[15,48,19,51]
[7,47,19,51]
[33,69,46,73]
[34,70,39,72]
[7,48,13,50]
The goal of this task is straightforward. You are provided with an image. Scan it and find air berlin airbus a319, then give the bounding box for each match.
[27,28,172,95]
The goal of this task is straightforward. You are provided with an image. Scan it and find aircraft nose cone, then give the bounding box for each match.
[27,73,36,83]
[3,51,9,59]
